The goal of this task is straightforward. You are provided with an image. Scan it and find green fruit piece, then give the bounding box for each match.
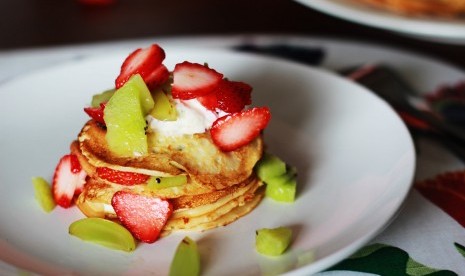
[32,177,56,213]
[265,167,297,203]
[69,218,136,252]
[169,236,200,276]
[91,88,115,107]
[147,175,187,190]
[131,74,155,115]
[256,153,287,182]
[150,89,177,121]
[255,227,292,256]
[161,74,173,93]
[104,75,151,157]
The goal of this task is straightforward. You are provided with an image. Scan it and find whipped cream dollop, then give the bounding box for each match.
[147,99,227,136]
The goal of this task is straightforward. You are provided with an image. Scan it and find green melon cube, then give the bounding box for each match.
[104,75,152,157]
[265,168,297,203]
[150,89,177,121]
[169,236,200,276]
[91,88,115,107]
[255,227,292,256]
[32,177,56,213]
[256,153,287,182]
[147,175,188,190]
[69,218,136,252]
[131,74,155,114]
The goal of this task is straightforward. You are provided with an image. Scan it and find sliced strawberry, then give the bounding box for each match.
[145,64,170,90]
[84,103,106,125]
[171,62,223,100]
[52,154,87,208]
[111,191,172,243]
[96,167,150,185]
[216,80,252,113]
[198,80,252,112]
[197,92,218,111]
[115,44,166,88]
[210,107,271,151]
[69,154,82,173]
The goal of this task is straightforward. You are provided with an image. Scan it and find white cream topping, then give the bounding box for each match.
[147,99,227,136]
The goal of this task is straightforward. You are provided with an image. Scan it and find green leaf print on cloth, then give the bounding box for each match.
[326,243,457,276]
[454,242,465,259]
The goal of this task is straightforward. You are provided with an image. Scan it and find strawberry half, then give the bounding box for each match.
[52,154,87,208]
[198,80,252,113]
[197,92,218,111]
[145,64,170,90]
[210,107,271,152]
[111,191,173,243]
[115,44,166,89]
[84,103,106,125]
[216,80,252,113]
[96,167,150,185]
[171,62,223,100]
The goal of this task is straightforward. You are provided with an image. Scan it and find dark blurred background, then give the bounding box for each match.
[1,0,464,69]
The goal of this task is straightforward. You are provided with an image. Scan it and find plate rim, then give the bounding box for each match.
[0,45,416,275]
[294,0,465,41]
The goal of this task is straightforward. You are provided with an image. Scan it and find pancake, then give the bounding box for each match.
[75,114,265,237]
[79,120,264,190]
[160,192,264,237]
[165,184,263,230]
[75,173,264,232]
[75,175,261,217]
[78,121,182,177]
[71,140,217,198]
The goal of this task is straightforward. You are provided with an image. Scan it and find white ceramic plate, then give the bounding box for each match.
[0,47,415,275]
[295,0,465,44]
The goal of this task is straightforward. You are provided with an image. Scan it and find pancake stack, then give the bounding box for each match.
[73,120,265,236]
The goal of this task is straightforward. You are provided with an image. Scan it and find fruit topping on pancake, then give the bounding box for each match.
[74,43,271,243]
[171,61,223,100]
[34,43,297,253]
[111,191,173,243]
[115,44,167,89]
[52,154,87,208]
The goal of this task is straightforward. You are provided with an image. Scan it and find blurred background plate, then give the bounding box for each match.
[295,0,465,44]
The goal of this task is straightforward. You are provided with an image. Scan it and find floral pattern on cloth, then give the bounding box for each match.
[416,171,465,228]
[325,243,457,275]
[425,81,465,127]
[322,79,465,276]
[233,49,465,275]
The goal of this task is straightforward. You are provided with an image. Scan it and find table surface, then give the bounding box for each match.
[1,0,464,70]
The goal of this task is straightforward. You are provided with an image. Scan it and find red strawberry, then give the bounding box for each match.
[217,80,252,113]
[52,154,87,208]
[171,62,223,100]
[70,155,86,195]
[84,103,106,124]
[210,107,271,151]
[96,167,150,185]
[111,191,172,243]
[197,92,218,111]
[198,80,252,113]
[145,64,170,90]
[115,44,166,88]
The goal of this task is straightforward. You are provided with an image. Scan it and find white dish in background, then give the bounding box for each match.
[0,47,415,275]
[295,0,465,44]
